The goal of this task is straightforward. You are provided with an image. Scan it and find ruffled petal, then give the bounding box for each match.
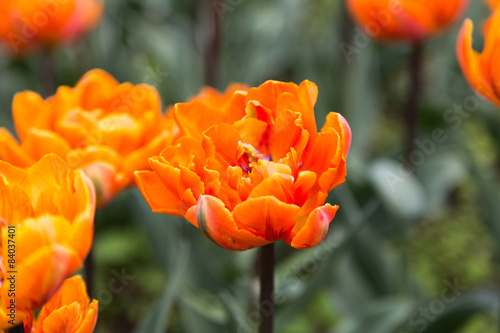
[12,91,51,141]
[457,18,500,106]
[0,128,35,167]
[288,204,338,249]
[196,195,270,250]
[233,196,300,242]
[134,170,187,217]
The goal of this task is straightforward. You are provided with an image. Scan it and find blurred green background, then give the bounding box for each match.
[2,0,500,332]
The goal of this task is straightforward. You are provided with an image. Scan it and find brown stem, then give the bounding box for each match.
[204,1,221,87]
[405,42,424,159]
[84,247,95,298]
[7,324,25,333]
[259,243,275,333]
[40,49,56,97]
[84,209,99,298]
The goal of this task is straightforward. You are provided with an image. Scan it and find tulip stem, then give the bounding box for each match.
[204,0,221,87]
[259,243,275,333]
[40,49,56,98]
[405,42,424,159]
[84,247,95,298]
[7,324,24,333]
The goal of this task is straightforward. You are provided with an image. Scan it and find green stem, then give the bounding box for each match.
[259,243,275,333]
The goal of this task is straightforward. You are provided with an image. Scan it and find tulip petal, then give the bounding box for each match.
[301,128,342,180]
[318,159,347,192]
[321,112,352,158]
[457,19,500,106]
[74,300,98,333]
[35,275,97,333]
[175,101,230,140]
[134,170,187,217]
[293,171,317,207]
[0,128,35,167]
[233,196,300,242]
[42,303,81,332]
[298,80,318,140]
[22,129,71,161]
[2,244,81,312]
[66,145,122,170]
[196,195,270,250]
[248,173,294,204]
[289,204,338,249]
[77,69,120,109]
[12,91,50,141]
[269,93,304,159]
[245,80,299,115]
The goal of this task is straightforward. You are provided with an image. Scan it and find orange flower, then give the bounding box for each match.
[136,80,351,251]
[487,0,500,9]
[0,154,95,329]
[346,0,469,42]
[23,275,98,333]
[457,6,500,106]
[0,69,178,206]
[0,0,103,54]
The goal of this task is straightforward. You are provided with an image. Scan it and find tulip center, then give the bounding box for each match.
[239,142,272,173]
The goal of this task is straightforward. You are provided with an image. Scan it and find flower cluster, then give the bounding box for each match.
[0,69,178,206]
[0,154,96,329]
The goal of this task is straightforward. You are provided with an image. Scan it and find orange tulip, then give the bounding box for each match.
[346,0,469,42]
[23,275,98,333]
[0,154,95,329]
[0,0,103,54]
[457,6,500,107]
[487,0,500,9]
[0,69,178,206]
[136,80,351,251]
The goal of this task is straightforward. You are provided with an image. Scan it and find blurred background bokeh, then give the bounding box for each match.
[1,0,500,332]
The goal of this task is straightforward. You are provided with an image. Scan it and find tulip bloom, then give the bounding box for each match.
[0,69,178,206]
[0,0,103,54]
[457,6,500,107]
[0,154,95,328]
[136,80,351,251]
[22,275,98,333]
[346,0,469,42]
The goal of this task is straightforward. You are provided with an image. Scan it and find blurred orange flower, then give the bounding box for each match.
[347,0,469,42]
[457,6,500,106]
[0,69,178,206]
[0,154,95,329]
[136,80,351,251]
[23,275,98,333]
[487,0,500,9]
[0,0,103,54]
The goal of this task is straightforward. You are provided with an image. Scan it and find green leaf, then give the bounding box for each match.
[421,291,499,333]
[416,151,466,215]
[336,297,414,333]
[369,158,427,220]
[134,241,191,333]
[467,150,500,258]
[179,285,229,324]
